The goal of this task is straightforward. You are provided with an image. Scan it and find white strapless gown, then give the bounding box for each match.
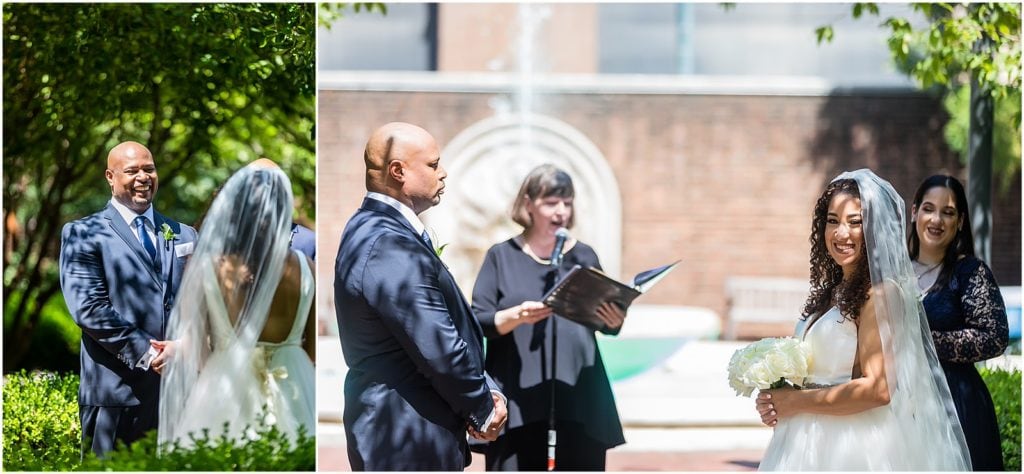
[758,306,927,471]
[172,250,315,446]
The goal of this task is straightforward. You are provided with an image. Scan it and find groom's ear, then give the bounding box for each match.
[388,160,405,183]
[105,168,115,188]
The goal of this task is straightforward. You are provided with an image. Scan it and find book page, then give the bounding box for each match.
[633,260,681,292]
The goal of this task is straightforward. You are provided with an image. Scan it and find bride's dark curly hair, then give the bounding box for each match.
[803,178,872,322]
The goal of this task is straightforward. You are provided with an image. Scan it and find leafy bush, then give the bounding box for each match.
[3,290,80,372]
[2,371,81,471]
[980,367,1022,471]
[78,424,315,471]
[4,292,81,372]
[2,371,315,471]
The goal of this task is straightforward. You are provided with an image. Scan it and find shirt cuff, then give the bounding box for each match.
[136,346,159,370]
[480,390,507,431]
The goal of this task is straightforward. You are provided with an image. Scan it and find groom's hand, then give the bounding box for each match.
[467,393,508,441]
[149,339,175,375]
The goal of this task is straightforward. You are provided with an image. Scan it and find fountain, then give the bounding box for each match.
[425,3,622,297]
[421,4,720,385]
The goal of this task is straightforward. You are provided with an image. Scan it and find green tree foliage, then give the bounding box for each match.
[815,3,1021,190]
[319,3,387,29]
[2,3,315,371]
[943,86,1021,191]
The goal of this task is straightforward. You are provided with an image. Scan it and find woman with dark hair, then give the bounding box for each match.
[755,170,970,470]
[158,159,315,449]
[909,174,1008,471]
[471,164,625,470]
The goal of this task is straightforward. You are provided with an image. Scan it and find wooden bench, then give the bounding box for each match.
[725,276,808,340]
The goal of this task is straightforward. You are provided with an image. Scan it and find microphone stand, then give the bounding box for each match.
[546,250,563,471]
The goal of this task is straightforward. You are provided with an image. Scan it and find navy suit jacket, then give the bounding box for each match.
[335,198,496,470]
[290,223,316,261]
[60,203,197,407]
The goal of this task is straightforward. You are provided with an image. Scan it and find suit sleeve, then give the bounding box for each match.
[471,247,502,339]
[362,234,494,430]
[60,222,155,368]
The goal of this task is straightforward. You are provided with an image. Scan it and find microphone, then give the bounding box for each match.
[550,227,569,268]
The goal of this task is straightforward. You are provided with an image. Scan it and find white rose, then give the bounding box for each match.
[727,336,812,397]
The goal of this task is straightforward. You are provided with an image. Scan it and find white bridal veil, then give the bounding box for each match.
[837,169,971,470]
[158,163,293,448]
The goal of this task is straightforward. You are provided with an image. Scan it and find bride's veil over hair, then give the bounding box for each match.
[158,164,293,449]
[837,169,971,470]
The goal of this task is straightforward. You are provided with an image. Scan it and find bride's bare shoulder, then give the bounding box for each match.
[260,251,308,342]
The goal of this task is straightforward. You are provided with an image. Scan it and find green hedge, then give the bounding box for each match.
[76,423,315,471]
[2,371,81,470]
[2,371,314,471]
[980,367,1022,472]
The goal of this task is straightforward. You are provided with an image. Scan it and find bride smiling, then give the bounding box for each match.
[755,169,970,471]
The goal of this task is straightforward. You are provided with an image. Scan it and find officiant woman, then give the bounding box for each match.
[471,164,626,470]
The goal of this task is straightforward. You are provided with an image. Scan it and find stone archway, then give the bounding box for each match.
[423,113,622,295]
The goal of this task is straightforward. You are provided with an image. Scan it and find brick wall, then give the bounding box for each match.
[317,88,1021,332]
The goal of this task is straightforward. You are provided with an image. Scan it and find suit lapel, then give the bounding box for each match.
[103,205,162,287]
[360,199,485,346]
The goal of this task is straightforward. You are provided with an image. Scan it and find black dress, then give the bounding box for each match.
[472,238,625,471]
[922,256,1008,471]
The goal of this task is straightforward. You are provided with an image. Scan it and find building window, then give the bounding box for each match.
[599,4,679,74]
[318,3,437,71]
[599,3,917,84]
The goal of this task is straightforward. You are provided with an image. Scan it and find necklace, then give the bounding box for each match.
[517,235,553,265]
[913,261,941,279]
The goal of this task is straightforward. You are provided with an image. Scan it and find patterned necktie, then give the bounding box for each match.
[134,216,157,262]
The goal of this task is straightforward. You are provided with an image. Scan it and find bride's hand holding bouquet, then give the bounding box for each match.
[728,337,810,426]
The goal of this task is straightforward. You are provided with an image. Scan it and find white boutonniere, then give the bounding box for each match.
[160,223,177,250]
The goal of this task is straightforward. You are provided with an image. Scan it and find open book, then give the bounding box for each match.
[540,260,680,331]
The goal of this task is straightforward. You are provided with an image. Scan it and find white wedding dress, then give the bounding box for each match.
[167,250,314,447]
[251,249,315,440]
[158,164,314,451]
[759,168,970,471]
[759,306,912,470]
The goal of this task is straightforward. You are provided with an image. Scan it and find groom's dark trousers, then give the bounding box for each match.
[60,203,196,457]
[335,198,498,470]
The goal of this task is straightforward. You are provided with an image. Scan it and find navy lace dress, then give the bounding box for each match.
[923,256,1009,471]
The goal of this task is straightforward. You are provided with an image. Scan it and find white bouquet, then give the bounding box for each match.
[727,337,811,397]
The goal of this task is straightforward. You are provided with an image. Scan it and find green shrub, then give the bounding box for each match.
[78,423,315,471]
[2,371,314,471]
[4,291,80,372]
[980,367,1022,472]
[2,370,81,471]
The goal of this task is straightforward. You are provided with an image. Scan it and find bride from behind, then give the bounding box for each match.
[157,159,315,449]
[756,169,970,471]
